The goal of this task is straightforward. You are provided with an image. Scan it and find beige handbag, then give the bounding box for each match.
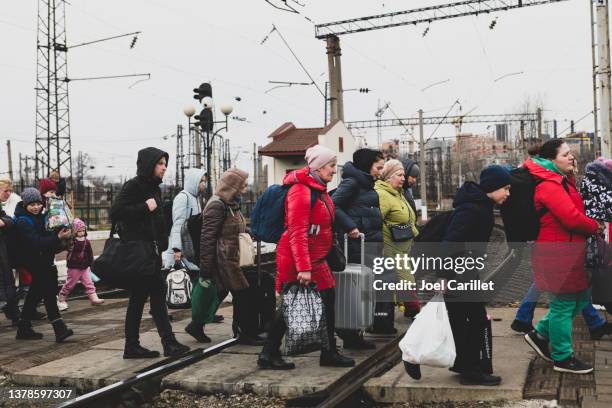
[239,232,256,267]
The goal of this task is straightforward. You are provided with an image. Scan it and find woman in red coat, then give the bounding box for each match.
[258,145,355,370]
[523,139,603,374]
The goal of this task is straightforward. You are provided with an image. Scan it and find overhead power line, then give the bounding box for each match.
[315,0,569,38]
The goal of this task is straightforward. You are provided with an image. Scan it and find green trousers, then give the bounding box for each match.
[535,289,590,362]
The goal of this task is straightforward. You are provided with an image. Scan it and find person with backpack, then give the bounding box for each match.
[373,159,420,335]
[110,147,190,359]
[521,140,603,374]
[331,148,384,350]
[581,157,612,315]
[13,188,73,342]
[258,145,355,370]
[163,168,206,272]
[408,165,511,385]
[0,205,18,325]
[196,168,263,345]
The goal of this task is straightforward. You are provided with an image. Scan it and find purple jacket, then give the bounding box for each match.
[66,239,94,270]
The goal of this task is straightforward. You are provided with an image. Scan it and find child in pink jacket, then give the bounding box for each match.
[57,219,104,309]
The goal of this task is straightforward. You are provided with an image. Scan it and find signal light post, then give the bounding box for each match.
[192,83,233,199]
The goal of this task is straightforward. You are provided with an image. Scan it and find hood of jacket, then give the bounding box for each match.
[523,158,567,186]
[453,181,491,208]
[341,162,375,189]
[585,160,612,188]
[374,179,403,197]
[401,158,417,190]
[136,147,169,183]
[215,168,248,203]
[183,168,206,197]
[283,166,327,192]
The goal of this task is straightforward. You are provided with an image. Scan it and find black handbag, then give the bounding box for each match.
[387,222,415,242]
[92,223,158,289]
[320,195,346,272]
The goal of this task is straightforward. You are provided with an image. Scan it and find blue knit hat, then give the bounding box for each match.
[479,165,512,193]
[21,187,43,206]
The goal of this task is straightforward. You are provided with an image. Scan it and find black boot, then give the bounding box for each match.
[2,301,20,326]
[320,341,355,367]
[123,343,161,359]
[52,319,74,343]
[237,333,266,346]
[404,361,422,380]
[162,335,190,357]
[343,336,376,350]
[590,322,612,340]
[16,320,43,340]
[185,321,211,343]
[257,349,295,370]
[460,371,502,386]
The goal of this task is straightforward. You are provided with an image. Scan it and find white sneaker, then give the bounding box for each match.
[57,296,68,311]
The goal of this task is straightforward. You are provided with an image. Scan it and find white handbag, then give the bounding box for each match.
[239,232,256,267]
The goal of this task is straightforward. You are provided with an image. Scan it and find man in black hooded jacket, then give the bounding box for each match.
[110,147,190,359]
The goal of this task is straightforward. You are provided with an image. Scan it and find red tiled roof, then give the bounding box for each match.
[259,120,340,157]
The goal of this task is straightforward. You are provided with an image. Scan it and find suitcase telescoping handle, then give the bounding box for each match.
[343,233,365,265]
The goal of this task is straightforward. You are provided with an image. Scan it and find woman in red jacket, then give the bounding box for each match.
[258,145,355,370]
[523,139,604,374]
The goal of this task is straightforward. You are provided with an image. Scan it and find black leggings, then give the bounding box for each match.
[125,273,173,346]
[21,265,60,322]
[265,287,336,354]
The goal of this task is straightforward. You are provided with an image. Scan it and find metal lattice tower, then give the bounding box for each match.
[35,0,73,183]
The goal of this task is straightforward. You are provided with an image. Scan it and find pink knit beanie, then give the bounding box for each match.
[304,145,337,170]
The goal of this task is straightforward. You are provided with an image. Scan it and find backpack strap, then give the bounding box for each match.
[536,178,571,218]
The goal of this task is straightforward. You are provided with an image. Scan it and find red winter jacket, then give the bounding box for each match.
[275,167,336,292]
[524,159,598,294]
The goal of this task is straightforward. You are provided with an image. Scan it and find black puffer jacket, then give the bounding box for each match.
[332,162,383,263]
[0,209,14,286]
[439,181,494,280]
[110,147,169,252]
[401,158,418,214]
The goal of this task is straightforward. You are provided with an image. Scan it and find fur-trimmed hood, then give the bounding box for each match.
[585,160,612,188]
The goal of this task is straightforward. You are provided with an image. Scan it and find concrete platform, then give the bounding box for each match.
[363,307,546,404]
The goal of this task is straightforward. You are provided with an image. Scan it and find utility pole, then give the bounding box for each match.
[195,127,202,168]
[591,0,601,156]
[418,109,427,221]
[554,119,558,138]
[326,35,344,122]
[536,108,543,140]
[6,140,13,181]
[253,142,258,196]
[18,153,23,191]
[596,0,612,156]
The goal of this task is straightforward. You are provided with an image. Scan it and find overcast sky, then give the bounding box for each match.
[0,0,602,182]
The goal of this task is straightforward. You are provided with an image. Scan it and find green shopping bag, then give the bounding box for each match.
[191,278,220,324]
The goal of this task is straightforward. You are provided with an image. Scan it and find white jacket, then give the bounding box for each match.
[163,168,206,270]
[0,193,21,217]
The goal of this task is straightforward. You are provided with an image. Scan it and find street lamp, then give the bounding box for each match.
[201,101,233,199]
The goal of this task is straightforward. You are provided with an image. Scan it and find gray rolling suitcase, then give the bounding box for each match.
[333,233,375,330]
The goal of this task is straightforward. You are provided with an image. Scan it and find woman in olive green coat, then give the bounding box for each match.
[373,159,419,333]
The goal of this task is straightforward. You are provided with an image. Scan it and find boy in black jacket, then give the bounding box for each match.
[14,188,73,342]
[405,166,511,385]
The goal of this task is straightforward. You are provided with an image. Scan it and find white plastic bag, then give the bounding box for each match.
[399,293,456,367]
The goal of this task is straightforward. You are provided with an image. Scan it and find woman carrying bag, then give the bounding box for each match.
[374,159,420,334]
[193,168,263,345]
[110,147,190,359]
[258,145,355,370]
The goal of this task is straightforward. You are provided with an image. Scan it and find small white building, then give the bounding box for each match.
[259,120,356,189]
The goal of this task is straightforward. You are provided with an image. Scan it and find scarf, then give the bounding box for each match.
[533,157,563,176]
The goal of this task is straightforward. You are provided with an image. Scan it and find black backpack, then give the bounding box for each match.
[186,213,202,264]
[414,210,454,243]
[500,167,571,242]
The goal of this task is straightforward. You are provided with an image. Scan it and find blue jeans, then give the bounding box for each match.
[515,283,605,330]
